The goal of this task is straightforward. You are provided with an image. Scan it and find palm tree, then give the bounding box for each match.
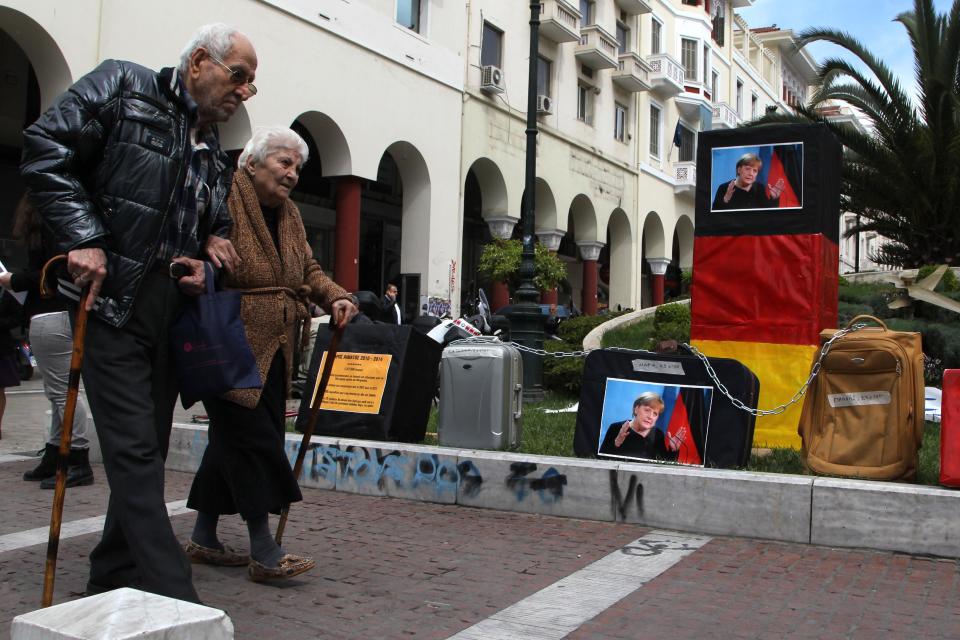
[761,0,960,268]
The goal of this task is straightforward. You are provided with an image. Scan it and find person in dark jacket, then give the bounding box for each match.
[0,195,93,488]
[20,23,255,604]
[381,283,402,324]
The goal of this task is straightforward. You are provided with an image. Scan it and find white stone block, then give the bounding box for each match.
[455,450,619,521]
[615,463,813,543]
[165,423,210,474]
[11,588,233,639]
[811,477,960,557]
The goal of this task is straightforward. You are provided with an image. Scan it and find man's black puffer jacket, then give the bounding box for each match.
[20,60,233,328]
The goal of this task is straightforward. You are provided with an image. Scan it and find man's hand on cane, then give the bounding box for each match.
[67,248,107,310]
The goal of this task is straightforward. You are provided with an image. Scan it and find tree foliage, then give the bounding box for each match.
[478,239,568,290]
[759,0,960,268]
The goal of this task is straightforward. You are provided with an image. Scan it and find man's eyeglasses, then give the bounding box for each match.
[208,54,257,95]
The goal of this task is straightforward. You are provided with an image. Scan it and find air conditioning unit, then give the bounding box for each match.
[480,65,505,94]
[536,94,552,114]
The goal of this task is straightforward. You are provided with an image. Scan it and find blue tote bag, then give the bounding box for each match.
[169,263,262,408]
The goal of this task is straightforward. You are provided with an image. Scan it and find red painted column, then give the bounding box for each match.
[492,280,510,312]
[540,288,558,305]
[334,176,361,291]
[647,258,671,307]
[581,260,598,316]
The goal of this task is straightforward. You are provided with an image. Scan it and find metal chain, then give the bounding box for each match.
[451,322,868,417]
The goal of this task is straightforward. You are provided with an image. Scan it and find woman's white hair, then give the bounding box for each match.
[238,127,310,169]
[178,23,242,75]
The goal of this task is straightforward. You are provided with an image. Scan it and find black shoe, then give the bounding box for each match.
[23,443,58,481]
[41,448,94,489]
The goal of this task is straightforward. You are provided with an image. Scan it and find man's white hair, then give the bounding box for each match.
[178,23,242,75]
[238,127,310,169]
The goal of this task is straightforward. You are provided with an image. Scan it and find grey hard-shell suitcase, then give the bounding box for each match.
[438,340,523,450]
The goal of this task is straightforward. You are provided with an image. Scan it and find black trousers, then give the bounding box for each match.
[188,351,302,519]
[81,269,199,603]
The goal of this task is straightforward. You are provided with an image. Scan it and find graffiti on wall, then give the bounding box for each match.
[505,462,568,504]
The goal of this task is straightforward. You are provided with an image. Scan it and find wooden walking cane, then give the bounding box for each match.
[40,254,90,608]
[275,314,346,545]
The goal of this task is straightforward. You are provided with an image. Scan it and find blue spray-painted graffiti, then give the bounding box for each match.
[413,453,460,492]
[505,462,567,503]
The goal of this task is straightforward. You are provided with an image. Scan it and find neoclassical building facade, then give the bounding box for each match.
[0,0,815,317]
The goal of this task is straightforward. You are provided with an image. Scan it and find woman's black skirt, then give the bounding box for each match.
[187,350,302,518]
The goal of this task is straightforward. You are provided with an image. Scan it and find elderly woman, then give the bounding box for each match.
[599,391,679,462]
[185,127,358,582]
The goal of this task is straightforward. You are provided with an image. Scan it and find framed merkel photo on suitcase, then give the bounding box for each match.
[597,378,714,466]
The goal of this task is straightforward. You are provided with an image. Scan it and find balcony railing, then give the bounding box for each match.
[575,24,619,70]
[712,101,740,129]
[612,52,652,93]
[539,0,581,43]
[674,161,696,194]
[646,53,684,96]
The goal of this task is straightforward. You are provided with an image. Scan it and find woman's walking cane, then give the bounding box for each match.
[39,255,90,608]
[275,317,346,545]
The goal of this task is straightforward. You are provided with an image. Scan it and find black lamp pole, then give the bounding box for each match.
[507,1,546,402]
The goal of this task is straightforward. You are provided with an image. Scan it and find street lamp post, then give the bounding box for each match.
[506,1,546,402]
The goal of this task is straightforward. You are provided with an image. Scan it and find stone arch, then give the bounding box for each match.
[674,213,695,269]
[568,194,598,243]
[293,111,352,177]
[0,7,71,109]
[533,178,558,232]
[606,208,633,311]
[383,141,431,279]
[466,157,508,220]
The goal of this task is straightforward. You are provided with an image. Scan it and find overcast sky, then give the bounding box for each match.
[737,0,954,97]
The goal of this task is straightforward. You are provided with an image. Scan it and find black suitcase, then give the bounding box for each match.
[573,348,759,468]
[296,324,441,442]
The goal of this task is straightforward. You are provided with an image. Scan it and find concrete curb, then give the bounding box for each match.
[166,423,960,559]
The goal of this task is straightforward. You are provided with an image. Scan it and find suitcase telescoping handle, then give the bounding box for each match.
[513,383,522,419]
[846,314,889,331]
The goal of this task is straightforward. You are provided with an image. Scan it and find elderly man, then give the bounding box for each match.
[20,23,255,603]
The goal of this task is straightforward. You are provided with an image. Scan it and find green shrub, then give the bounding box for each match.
[837,275,850,287]
[542,339,585,396]
[652,303,691,344]
[838,281,895,305]
[916,265,959,292]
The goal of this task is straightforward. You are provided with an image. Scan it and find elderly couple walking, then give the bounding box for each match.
[20,23,357,603]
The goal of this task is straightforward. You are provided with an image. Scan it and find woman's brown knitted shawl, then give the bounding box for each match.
[220,169,349,408]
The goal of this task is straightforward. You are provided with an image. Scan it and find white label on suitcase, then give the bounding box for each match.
[828,391,891,408]
[631,359,685,376]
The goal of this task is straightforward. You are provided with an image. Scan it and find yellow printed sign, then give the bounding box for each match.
[310,351,392,414]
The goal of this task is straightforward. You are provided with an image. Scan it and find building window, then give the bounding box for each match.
[678,123,695,162]
[681,38,698,81]
[537,56,552,96]
[577,84,593,124]
[481,22,503,68]
[649,104,662,157]
[702,46,709,84]
[616,20,630,55]
[711,1,726,46]
[396,0,423,33]
[615,102,628,142]
[579,0,594,26]
[711,70,719,103]
[682,0,700,5]
[751,93,758,119]
[735,78,744,116]
[651,18,662,54]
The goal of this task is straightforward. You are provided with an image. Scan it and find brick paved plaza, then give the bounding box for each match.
[1,384,959,639]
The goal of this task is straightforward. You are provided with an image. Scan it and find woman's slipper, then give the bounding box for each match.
[184,540,250,567]
[247,553,316,582]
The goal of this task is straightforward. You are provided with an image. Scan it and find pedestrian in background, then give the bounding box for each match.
[0,195,93,488]
[381,282,402,324]
[0,287,23,439]
[20,23,254,603]
[184,126,358,583]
